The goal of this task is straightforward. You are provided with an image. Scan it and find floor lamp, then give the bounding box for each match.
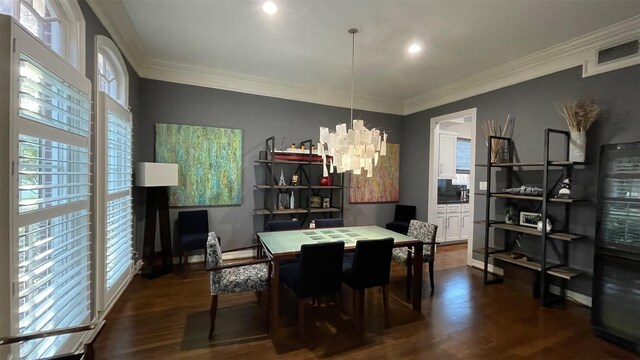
[136,162,179,279]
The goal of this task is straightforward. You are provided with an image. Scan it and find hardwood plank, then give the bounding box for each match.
[92,245,634,359]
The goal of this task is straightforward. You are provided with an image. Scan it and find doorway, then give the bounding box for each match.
[427,108,477,266]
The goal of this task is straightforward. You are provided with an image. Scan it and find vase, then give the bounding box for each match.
[536,218,552,232]
[569,131,587,163]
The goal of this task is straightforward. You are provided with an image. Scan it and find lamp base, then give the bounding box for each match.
[139,264,172,279]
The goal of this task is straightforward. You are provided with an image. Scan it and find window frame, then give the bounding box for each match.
[8,18,93,358]
[93,34,132,315]
[0,0,85,73]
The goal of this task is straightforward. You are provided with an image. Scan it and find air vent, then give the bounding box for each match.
[598,39,639,64]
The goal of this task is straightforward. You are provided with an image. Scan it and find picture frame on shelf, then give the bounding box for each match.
[322,197,331,208]
[309,195,322,208]
[519,211,540,228]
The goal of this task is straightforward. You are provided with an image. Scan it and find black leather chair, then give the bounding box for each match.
[280,241,345,339]
[314,218,344,228]
[266,219,301,232]
[342,238,394,331]
[178,210,209,269]
[385,205,416,235]
[265,219,302,264]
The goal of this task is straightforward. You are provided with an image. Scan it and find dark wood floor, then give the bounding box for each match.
[93,244,636,359]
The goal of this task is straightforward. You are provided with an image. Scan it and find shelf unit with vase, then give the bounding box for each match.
[254,136,344,228]
[474,128,589,306]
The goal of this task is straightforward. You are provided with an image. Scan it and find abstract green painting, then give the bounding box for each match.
[155,123,242,206]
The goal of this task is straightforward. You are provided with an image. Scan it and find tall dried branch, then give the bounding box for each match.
[557,100,600,133]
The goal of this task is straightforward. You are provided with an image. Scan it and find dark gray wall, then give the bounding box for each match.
[137,79,404,251]
[402,64,640,295]
[79,0,142,253]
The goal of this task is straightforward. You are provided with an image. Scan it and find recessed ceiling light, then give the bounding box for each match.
[408,44,422,54]
[262,1,277,15]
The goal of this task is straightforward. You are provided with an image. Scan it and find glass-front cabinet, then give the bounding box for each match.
[593,141,640,353]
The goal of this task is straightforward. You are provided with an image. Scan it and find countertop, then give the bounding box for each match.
[437,198,469,204]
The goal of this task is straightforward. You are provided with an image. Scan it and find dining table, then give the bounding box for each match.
[257,225,424,331]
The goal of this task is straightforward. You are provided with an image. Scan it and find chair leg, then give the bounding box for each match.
[298,298,305,340]
[256,290,262,304]
[209,295,218,340]
[382,285,389,328]
[353,290,364,332]
[428,261,435,293]
[405,258,413,301]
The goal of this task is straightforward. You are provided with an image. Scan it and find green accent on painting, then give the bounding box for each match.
[155,123,242,206]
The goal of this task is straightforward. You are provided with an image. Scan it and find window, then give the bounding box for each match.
[95,35,132,311]
[0,0,85,72]
[456,138,471,174]
[16,49,92,358]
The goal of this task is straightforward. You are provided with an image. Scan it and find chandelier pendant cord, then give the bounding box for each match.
[349,28,357,129]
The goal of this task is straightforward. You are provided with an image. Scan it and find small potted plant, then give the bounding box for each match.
[504,205,516,224]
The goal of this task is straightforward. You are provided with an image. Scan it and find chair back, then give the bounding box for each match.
[350,238,394,288]
[394,205,416,222]
[299,241,345,297]
[408,220,438,259]
[179,210,209,236]
[314,218,344,228]
[266,219,301,232]
[206,231,222,268]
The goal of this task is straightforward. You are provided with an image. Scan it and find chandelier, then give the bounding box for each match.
[318,28,387,178]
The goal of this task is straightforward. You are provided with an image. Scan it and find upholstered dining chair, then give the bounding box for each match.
[265,219,301,232]
[391,220,438,299]
[385,205,416,235]
[314,218,344,228]
[280,241,345,339]
[178,210,209,269]
[206,232,272,340]
[342,238,394,331]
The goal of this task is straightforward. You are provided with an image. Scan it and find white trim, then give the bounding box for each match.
[405,15,640,114]
[426,108,477,266]
[96,35,129,107]
[583,36,640,77]
[56,0,86,74]
[85,0,146,76]
[142,58,404,115]
[0,15,13,345]
[470,261,592,307]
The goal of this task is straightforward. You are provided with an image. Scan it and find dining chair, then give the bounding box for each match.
[314,218,344,228]
[385,205,416,235]
[206,232,272,339]
[279,241,345,339]
[178,210,209,270]
[342,237,394,331]
[391,220,438,299]
[266,219,302,232]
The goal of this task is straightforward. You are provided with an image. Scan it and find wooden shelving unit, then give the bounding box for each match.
[254,136,344,227]
[476,129,588,306]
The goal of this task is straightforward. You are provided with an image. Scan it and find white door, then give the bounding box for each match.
[438,133,457,179]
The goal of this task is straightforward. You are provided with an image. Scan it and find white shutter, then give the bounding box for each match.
[16,51,92,359]
[101,93,133,303]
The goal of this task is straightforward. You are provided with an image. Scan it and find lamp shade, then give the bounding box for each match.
[136,162,179,187]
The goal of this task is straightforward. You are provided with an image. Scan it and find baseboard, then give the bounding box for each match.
[171,249,256,264]
[549,284,592,307]
[470,259,592,307]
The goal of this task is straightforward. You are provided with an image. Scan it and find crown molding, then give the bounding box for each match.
[143,58,405,115]
[404,15,640,115]
[86,1,638,117]
[85,0,146,76]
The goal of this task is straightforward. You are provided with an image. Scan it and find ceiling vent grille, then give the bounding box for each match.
[598,39,639,64]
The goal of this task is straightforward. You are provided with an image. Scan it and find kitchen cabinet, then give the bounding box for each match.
[438,132,457,179]
[435,203,469,242]
[460,204,471,241]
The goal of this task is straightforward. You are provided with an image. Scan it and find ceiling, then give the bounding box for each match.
[88,1,640,115]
